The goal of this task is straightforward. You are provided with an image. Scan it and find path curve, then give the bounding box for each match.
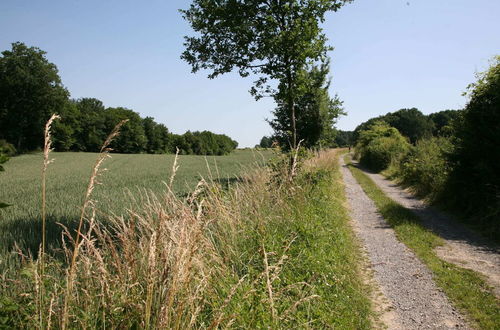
[360,162,500,298]
[340,156,469,329]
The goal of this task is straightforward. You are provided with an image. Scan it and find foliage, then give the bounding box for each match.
[447,56,500,234]
[182,0,349,149]
[0,146,10,209]
[269,61,345,149]
[259,136,274,148]
[346,156,500,329]
[354,108,434,144]
[355,122,410,172]
[397,137,454,199]
[0,42,69,152]
[384,108,434,143]
[333,130,354,147]
[0,140,16,157]
[428,109,462,136]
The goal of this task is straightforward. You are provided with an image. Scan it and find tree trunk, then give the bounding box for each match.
[286,70,297,150]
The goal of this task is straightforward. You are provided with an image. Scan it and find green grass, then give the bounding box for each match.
[0,149,272,271]
[345,155,500,329]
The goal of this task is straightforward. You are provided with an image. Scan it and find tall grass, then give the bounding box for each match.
[0,117,372,328]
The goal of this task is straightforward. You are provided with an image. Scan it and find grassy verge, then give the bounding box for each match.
[0,150,373,328]
[345,155,500,329]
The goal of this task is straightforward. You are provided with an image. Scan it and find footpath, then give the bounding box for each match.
[340,156,469,329]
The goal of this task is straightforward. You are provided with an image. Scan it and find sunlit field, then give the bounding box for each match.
[0,149,273,269]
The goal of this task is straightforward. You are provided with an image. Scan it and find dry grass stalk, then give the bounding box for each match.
[41,114,60,263]
[289,139,304,182]
[61,119,128,330]
[39,113,60,329]
[168,147,180,190]
[262,243,277,322]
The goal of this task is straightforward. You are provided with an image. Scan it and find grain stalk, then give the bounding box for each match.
[61,119,128,329]
[39,113,60,329]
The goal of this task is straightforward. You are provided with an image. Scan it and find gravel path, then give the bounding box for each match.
[360,162,500,298]
[340,156,469,329]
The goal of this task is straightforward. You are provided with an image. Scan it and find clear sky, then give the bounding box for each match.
[1,0,498,147]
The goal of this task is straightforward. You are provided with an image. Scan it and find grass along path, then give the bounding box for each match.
[345,155,500,329]
[0,150,374,328]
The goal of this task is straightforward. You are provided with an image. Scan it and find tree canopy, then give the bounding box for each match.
[354,108,435,144]
[0,42,69,152]
[182,0,349,149]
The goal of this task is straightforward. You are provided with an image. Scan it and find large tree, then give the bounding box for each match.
[181,0,349,149]
[0,42,69,151]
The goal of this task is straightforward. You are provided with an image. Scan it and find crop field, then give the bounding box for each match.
[0,149,273,269]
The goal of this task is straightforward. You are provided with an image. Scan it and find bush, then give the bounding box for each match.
[0,140,16,156]
[355,122,410,172]
[398,137,453,199]
[447,56,500,235]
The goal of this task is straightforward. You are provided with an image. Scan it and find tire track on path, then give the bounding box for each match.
[360,166,500,299]
[339,156,469,329]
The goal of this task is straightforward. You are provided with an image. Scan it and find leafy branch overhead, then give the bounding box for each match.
[182,0,350,148]
[182,0,348,97]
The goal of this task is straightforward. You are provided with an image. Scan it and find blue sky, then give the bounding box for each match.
[1,0,498,147]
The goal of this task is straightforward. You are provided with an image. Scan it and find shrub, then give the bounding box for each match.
[355,121,410,172]
[447,56,500,235]
[0,140,16,156]
[398,137,454,199]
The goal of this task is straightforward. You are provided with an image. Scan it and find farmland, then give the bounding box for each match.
[0,149,273,270]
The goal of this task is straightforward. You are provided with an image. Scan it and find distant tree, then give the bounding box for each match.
[259,136,273,148]
[73,98,108,152]
[105,107,147,153]
[428,109,462,136]
[52,101,81,151]
[0,42,69,152]
[384,108,434,144]
[354,108,434,144]
[143,117,171,153]
[333,130,354,147]
[182,0,349,149]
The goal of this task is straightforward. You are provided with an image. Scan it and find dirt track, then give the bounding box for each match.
[361,163,500,299]
[340,156,469,329]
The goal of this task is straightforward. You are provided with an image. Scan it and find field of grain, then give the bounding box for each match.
[0,149,273,269]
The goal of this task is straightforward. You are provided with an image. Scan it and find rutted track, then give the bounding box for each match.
[361,167,500,299]
[340,156,469,329]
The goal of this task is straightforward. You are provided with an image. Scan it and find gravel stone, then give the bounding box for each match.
[340,157,469,329]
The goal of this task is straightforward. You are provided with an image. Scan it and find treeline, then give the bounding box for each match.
[0,42,237,156]
[50,97,237,155]
[353,57,500,238]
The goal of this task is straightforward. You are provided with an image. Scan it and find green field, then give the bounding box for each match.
[0,149,273,268]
